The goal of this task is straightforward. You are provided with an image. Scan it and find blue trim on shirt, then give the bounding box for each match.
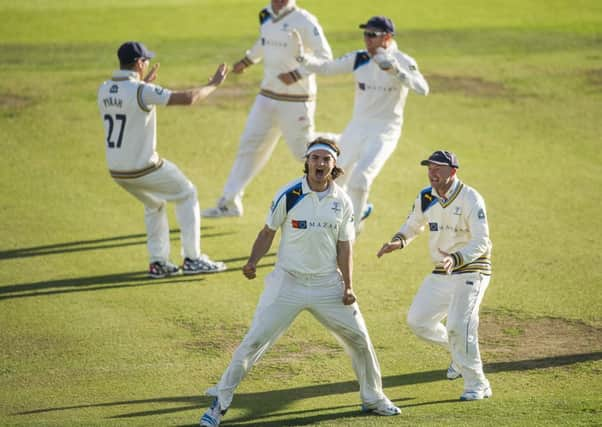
[271,179,304,214]
[420,187,438,213]
[259,8,271,25]
[353,51,370,70]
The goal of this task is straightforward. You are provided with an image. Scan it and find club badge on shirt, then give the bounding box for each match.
[292,219,307,229]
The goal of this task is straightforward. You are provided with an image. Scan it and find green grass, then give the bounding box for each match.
[1,0,601,425]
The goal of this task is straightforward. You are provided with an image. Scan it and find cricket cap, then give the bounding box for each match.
[117,41,155,64]
[420,150,460,168]
[359,16,395,34]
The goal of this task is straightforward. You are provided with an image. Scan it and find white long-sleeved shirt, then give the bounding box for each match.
[243,5,332,102]
[302,41,428,127]
[97,70,172,177]
[396,178,492,275]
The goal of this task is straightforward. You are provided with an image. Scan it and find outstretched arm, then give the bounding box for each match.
[242,226,277,280]
[167,63,229,106]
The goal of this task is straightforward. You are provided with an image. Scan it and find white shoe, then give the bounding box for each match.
[183,255,227,274]
[447,361,462,380]
[200,397,227,426]
[202,197,243,218]
[361,398,401,416]
[460,386,492,401]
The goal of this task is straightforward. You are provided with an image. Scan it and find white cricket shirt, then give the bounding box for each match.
[303,42,428,126]
[266,176,355,275]
[97,70,171,176]
[397,179,492,275]
[244,6,332,101]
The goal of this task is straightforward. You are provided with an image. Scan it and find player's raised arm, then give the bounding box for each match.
[167,63,229,106]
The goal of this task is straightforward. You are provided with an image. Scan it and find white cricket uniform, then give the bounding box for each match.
[395,178,492,391]
[220,4,333,204]
[303,42,429,230]
[97,70,201,263]
[209,177,390,410]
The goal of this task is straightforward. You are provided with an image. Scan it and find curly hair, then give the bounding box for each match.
[303,137,345,180]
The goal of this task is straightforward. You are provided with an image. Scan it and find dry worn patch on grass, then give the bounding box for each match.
[0,93,33,108]
[586,68,602,89]
[480,310,602,363]
[426,74,509,98]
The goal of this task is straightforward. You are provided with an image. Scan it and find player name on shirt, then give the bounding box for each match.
[102,97,123,108]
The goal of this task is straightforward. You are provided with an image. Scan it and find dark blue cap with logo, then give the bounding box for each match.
[420,150,460,168]
[117,41,155,64]
[359,16,395,34]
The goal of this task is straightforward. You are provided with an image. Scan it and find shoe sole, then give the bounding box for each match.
[460,390,492,401]
[183,267,227,275]
[148,270,181,279]
[361,405,401,416]
[447,372,462,380]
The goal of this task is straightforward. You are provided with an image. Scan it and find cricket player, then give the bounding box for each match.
[377,150,493,401]
[289,16,429,233]
[98,41,228,277]
[199,138,400,427]
[202,0,334,218]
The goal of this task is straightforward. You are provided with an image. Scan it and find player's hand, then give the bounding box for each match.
[278,72,297,85]
[438,249,455,275]
[232,60,247,74]
[342,288,356,305]
[143,63,160,83]
[208,63,229,86]
[377,240,402,257]
[242,262,257,279]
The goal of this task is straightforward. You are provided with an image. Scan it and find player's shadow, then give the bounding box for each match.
[14,351,602,424]
[0,227,233,260]
[0,253,276,301]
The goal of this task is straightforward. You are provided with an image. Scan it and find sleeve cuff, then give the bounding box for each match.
[391,232,406,249]
[451,252,463,267]
[241,56,254,67]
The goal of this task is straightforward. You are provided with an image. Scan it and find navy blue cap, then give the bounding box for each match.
[117,41,155,64]
[420,150,460,168]
[359,16,395,34]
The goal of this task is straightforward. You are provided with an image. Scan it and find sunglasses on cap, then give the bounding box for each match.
[363,30,387,38]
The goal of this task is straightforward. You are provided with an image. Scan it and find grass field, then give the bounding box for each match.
[1,0,601,425]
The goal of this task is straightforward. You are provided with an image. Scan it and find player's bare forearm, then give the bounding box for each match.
[337,240,356,305]
[377,240,402,258]
[167,63,229,106]
[243,226,276,279]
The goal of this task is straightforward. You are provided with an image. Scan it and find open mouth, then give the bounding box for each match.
[315,168,325,179]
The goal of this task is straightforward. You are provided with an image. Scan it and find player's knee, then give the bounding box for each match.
[348,174,370,192]
[406,311,427,336]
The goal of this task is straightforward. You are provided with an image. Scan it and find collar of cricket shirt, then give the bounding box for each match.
[112,69,140,81]
[432,177,461,203]
[302,175,338,198]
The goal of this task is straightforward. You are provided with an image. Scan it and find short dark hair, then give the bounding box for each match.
[303,137,344,180]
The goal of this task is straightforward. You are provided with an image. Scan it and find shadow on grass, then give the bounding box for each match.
[0,227,233,260]
[15,352,602,423]
[0,258,276,301]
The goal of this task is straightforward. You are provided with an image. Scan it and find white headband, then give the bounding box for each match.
[306,143,338,160]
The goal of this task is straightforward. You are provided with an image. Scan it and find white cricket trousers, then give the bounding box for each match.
[406,272,491,390]
[335,119,401,231]
[222,94,315,202]
[113,160,201,263]
[208,267,387,410]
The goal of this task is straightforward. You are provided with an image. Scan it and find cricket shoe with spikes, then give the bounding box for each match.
[202,197,243,218]
[200,397,227,427]
[361,398,401,416]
